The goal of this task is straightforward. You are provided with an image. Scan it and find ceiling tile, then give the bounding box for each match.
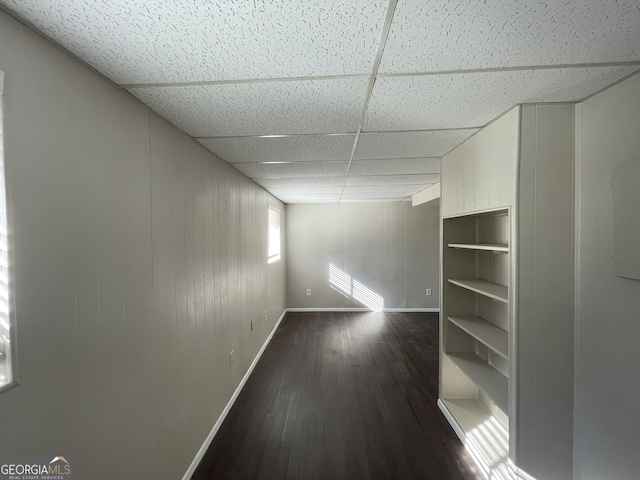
[380,0,640,74]
[3,0,388,84]
[198,134,355,164]
[251,176,345,188]
[350,158,440,175]
[365,67,640,130]
[129,78,368,136]
[354,130,477,159]
[346,174,439,186]
[233,161,347,178]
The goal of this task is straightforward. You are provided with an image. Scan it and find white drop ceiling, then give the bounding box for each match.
[2,0,639,203]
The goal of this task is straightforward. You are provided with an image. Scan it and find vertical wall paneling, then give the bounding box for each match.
[474,130,491,212]
[441,154,451,217]
[574,72,640,480]
[0,11,286,480]
[463,136,476,213]
[286,202,439,310]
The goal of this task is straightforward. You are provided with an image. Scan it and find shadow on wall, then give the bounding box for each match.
[328,263,384,312]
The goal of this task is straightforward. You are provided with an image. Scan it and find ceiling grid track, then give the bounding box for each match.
[339,0,399,203]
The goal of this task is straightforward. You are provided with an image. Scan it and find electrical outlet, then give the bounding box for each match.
[426,288,432,296]
[306,289,312,296]
[229,350,234,367]
[251,318,254,331]
[264,310,268,322]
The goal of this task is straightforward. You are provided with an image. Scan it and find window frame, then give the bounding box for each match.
[267,205,281,264]
[0,71,18,394]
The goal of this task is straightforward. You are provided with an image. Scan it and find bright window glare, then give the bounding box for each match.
[267,206,280,263]
[0,78,13,391]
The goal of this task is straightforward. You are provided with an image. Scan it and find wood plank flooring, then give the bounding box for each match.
[192,311,482,480]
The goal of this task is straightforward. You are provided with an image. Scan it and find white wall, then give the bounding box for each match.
[286,202,439,310]
[574,72,640,479]
[0,10,285,480]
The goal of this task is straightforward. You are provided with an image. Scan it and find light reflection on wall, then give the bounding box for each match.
[328,263,384,312]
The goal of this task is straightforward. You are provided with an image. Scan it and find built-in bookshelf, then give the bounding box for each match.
[439,208,511,474]
[438,104,575,480]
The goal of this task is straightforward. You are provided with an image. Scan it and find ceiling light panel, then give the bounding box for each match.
[355,130,477,159]
[277,195,342,204]
[346,174,439,186]
[129,79,368,137]
[198,134,355,164]
[365,66,639,131]
[342,185,426,194]
[2,0,389,84]
[233,161,347,179]
[379,0,640,74]
[266,186,344,195]
[340,195,410,202]
[341,192,412,199]
[249,176,345,188]
[350,157,440,176]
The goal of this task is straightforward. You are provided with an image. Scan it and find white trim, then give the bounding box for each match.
[412,182,440,206]
[286,307,439,313]
[182,309,287,480]
[437,399,466,442]
[287,307,371,312]
[383,308,439,313]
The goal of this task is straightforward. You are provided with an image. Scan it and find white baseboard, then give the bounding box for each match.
[286,307,440,313]
[182,309,287,480]
[286,307,370,312]
[383,308,439,313]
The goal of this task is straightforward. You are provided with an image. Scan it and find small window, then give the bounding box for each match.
[0,71,15,393]
[267,205,281,264]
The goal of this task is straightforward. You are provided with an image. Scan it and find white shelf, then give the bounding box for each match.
[439,398,493,439]
[448,352,509,413]
[448,278,508,303]
[448,315,509,359]
[448,243,509,253]
[439,398,510,479]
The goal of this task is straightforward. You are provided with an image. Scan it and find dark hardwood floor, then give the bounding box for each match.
[192,311,482,480]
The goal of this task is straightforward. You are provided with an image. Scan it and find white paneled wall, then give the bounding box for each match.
[574,72,640,480]
[441,107,519,217]
[286,202,439,310]
[0,11,285,480]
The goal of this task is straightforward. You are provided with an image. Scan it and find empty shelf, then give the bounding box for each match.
[448,278,508,303]
[447,352,508,413]
[448,243,508,253]
[448,315,509,359]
